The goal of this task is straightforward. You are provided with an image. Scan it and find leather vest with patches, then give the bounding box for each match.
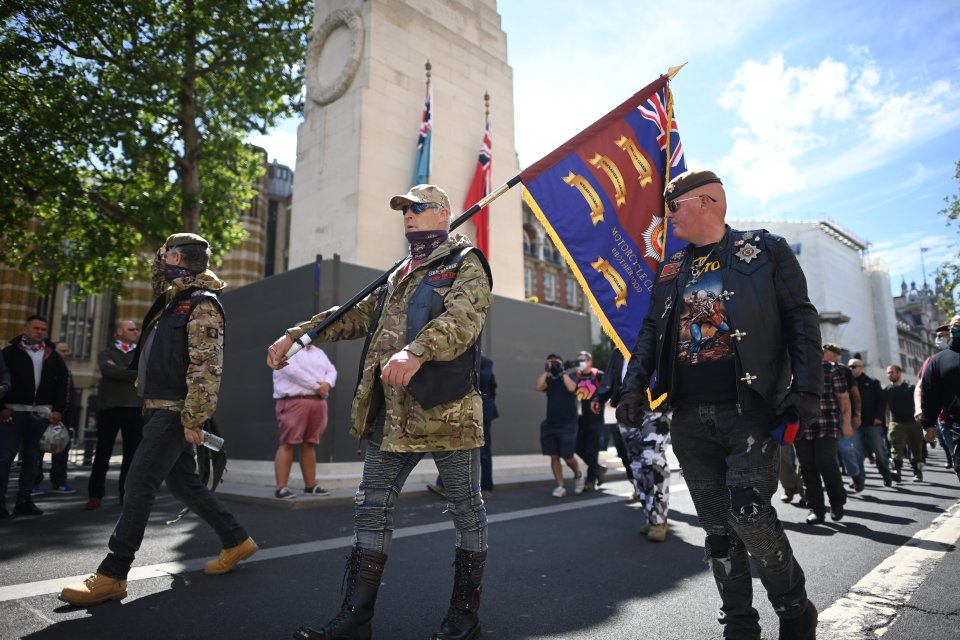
[140,289,224,401]
[358,247,492,410]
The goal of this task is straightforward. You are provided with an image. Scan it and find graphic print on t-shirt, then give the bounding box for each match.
[576,371,599,401]
[677,253,733,365]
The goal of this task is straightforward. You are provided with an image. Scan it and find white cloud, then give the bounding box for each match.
[718,53,960,201]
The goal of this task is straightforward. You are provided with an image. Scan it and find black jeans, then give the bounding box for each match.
[88,407,144,500]
[37,448,70,487]
[575,419,604,482]
[98,410,248,579]
[794,436,846,516]
[0,412,45,506]
[479,420,493,490]
[671,403,808,639]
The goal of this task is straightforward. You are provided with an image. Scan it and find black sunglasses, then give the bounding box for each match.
[402,202,440,214]
[666,194,717,213]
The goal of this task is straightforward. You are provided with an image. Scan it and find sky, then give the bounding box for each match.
[250,0,960,297]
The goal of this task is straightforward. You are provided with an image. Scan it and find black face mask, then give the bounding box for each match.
[951,326,960,349]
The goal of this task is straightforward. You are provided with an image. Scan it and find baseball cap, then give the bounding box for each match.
[389,184,451,212]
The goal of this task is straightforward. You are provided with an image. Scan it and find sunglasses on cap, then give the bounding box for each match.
[402,202,441,214]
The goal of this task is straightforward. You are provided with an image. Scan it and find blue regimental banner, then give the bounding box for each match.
[519,75,687,357]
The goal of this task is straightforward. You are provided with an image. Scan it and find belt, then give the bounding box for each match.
[6,404,53,415]
[280,395,323,400]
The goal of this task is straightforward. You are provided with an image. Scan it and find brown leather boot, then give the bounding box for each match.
[294,547,387,640]
[431,548,486,640]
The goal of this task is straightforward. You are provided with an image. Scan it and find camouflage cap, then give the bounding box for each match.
[165,232,209,249]
[389,184,451,212]
[663,169,723,200]
[823,342,843,355]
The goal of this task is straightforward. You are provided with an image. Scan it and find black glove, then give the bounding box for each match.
[615,390,646,427]
[777,391,820,427]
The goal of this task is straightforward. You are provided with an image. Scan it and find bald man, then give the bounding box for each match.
[87,320,144,510]
[617,169,823,639]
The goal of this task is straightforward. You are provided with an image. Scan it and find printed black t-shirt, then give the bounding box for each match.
[673,243,738,404]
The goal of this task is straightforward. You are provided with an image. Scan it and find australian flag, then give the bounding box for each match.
[412,85,433,187]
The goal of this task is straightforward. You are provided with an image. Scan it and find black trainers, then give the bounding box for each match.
[805,511,825,525]
[13,501,43,516]
[830,504,844,521]
[303,485,330,497]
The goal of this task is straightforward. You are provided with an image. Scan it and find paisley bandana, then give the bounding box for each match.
[163,262,197,283]
[20,336,43,352]
[406,230,448,261]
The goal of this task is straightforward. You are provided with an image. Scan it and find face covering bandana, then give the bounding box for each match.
[20,336,43,352]
[163,262,197,283]
[935,336,949,350]
[951,325,960,347]
[406,230,448,261]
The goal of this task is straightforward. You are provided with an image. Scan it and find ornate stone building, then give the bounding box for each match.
[893,280,943,379]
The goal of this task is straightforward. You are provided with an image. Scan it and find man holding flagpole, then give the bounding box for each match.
[268,184,492,640]
[617,169,823,640]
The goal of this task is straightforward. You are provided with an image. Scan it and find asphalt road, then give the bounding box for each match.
[2,446,959,640]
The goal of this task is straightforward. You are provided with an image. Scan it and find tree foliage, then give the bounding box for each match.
[934,160,960,314]
[0,0,311,294]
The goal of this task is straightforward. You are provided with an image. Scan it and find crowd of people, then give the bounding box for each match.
[1,171,956,640]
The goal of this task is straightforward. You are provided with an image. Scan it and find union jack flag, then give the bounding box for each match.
[412,85,433,186]
[638,89,684,168]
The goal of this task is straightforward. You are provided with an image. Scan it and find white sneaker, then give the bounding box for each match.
[552,486,567,498]
[574,474,586,494]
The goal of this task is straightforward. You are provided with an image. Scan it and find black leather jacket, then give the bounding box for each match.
[622,226,824,411]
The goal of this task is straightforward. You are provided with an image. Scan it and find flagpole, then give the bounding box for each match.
[285,174,522,358]
[286,66,686,358]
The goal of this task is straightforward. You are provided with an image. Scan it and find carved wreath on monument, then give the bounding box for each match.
[306,8,365,107]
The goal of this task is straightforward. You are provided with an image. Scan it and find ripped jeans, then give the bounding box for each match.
[353,421,487,555]
[671,403,808,639]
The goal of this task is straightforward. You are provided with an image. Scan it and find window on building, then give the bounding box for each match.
[565,280,579,308]
[543,272,557,302]
[58,283,98,360]
[524,267,535,298]
[265,199,279,277]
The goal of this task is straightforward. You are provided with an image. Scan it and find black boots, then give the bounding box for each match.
[431,548,487,640]
[294,548,388,640]
[779,600,818,640]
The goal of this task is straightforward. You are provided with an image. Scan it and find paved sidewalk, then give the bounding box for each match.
[55,446,681,510]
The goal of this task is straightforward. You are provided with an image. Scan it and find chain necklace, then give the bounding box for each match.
[688,244,719,286]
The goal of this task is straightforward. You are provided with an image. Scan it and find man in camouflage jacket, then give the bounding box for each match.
[268,184,492,640]
[60,233,257,607]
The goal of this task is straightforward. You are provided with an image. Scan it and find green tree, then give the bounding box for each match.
[934,160,960,314]
[0,0,311,294]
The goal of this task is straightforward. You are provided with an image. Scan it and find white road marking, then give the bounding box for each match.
[818,500,960,638]
[0,489,675,603]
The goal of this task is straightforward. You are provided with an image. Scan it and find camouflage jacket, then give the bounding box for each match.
[287,234,492,452]
[143,253,227,432]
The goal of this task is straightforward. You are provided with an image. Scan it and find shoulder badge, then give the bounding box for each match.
[735,243,762,264]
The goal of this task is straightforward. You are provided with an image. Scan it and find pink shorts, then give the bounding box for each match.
[275,397,328,445]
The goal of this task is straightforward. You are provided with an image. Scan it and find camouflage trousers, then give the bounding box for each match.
[619,410,671,525]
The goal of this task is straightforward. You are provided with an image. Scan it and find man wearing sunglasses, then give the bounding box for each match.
[267,183,493,640]
[616,169,823,640]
